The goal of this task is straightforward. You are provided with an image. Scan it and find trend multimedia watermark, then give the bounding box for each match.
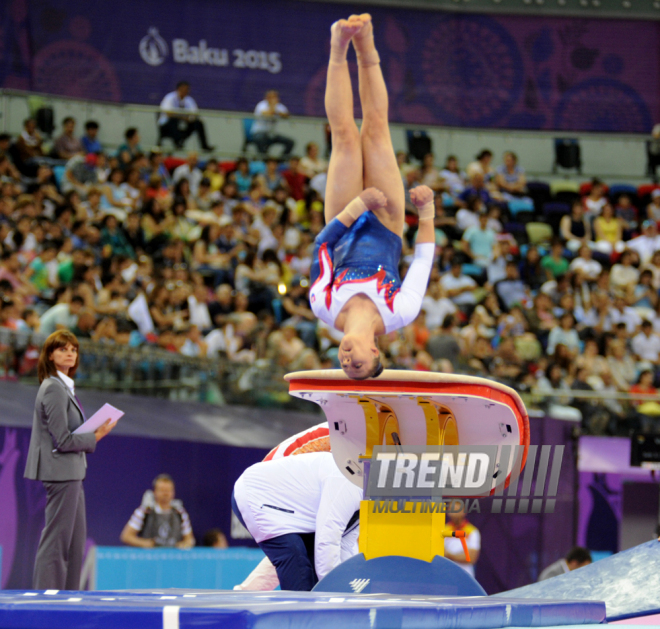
[365,445,564,515]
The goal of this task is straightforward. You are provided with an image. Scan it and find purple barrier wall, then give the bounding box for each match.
[0,426,265,590]
[577,436,658,554]
[1,0,658,132]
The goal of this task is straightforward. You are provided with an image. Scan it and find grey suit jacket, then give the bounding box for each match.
[24,376,97,482]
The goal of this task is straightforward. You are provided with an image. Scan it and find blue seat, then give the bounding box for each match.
[609,183,637,197]
[241,118,259,155]
[53,165,66,192]
[249,160,266,175]
[508,197,535,217]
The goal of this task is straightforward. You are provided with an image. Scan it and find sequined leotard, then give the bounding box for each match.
[310,211,435,333]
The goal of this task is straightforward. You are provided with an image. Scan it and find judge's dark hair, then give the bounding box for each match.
[37,330,80,383]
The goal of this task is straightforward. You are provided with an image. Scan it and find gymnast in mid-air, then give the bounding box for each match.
[310,14,436,380]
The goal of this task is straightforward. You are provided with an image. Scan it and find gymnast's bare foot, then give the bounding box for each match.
[351,13,379,66]
[359,187,388,211]
[330,17,365,62]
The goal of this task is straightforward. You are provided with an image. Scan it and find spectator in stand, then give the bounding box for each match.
[630,370,660,432]
[419,153,446,193]
[495,261,530,311]
[582,178,608,221]
[116,128,142,169]
[643,250,660,290]
[610,250,639,293]
[40,293,84,336]
[610,295,642,334]
[628,220,660,265]
[202,158,223,193]
[81,121,102,155]
[53,117,84,161]
[426,314,461,370]
[120,474,195,548]
[631,320,660,366]
[100,215,135,260]
[560,200,592,252]
[547,313,580,357]
[439,155,466,199]
[282,156,307,201]
[231,158,252,195]
[569,245,602,282]
[466,149,495,186]
[440,260,477,311]
[158,81,214,151]
[251,90,294,157]
[519,245,545,291]
[615,194,638,240]
[173,152,203,197]
[632,269,658,312]
[299,142,328,179]
[494,151,527,198]
[593,203,624,254]
[607,340,636,392]
[647,190,660,223]
[421,281,457,331]
[14,118,44,170]
[458,173,493,208]
[461,209,496,269]
[541,238,570,280]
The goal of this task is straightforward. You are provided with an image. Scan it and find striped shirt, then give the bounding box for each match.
[128,501,192,536]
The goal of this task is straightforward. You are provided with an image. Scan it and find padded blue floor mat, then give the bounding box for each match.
[497,540,660,622]
[0,589,605,629]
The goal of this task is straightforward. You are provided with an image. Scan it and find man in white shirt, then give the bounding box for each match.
[421,281,457,330]
[568,245,602,282]
[631,320,660,363]
[158,81,214,151]
[251,90,295,157]
[440,261,477,308]
[628,220,660,265]
[232,452,361,591]
[610,296,642,334]
[173,152,203,196]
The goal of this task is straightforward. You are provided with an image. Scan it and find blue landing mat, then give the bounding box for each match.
[497,540,660,622]
[0,589,605,629]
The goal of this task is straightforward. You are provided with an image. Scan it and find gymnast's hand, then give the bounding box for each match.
[340,187,387,224]
[359,187,388,212]
[410,185,434,219]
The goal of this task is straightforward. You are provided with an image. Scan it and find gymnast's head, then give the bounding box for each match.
[338,334,383,380]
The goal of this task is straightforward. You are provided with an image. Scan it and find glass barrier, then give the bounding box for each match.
[1,327,659,434]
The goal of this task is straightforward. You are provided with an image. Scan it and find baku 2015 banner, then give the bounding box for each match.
[1,1,659,134]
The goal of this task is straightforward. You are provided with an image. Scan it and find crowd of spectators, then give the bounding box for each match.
[2,113,660,435]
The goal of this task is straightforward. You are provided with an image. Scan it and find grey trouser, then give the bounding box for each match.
[33,480,86,590]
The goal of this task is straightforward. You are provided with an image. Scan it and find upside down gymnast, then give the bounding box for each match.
[310,14,436,380]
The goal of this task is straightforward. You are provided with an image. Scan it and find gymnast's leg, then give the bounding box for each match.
[352,14,405,237]
[324,18,365,224]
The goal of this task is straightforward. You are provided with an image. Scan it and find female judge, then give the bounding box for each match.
[24,330,115,589]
